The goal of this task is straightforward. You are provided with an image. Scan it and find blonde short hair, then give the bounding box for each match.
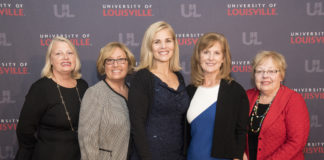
[136,21,181,71]
[252,50,287,80]
[96,42,136,75]
[41,36,81,79]
[191,32,232,86]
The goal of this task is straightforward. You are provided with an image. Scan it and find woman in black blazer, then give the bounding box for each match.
[186,32,249,160]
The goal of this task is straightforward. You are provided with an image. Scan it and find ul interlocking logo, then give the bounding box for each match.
[118,33,139,47]
[180,4,201,18]
[0,90,16,104]
[0,33,12,46]
[53,4,75,18]
[311,115,323,128]
[180,61,191,75]
[305,60,324,73]
[307,2,324,16]
[242,32,262,45]
[0,146,16,159]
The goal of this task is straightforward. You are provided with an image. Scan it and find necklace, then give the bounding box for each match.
[249,94,274,133]
[56,83,81,132]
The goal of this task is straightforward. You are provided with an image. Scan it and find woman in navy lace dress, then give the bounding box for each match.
[128,21,189,160]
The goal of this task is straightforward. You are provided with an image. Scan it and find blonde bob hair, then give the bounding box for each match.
[136,21,181,71]
[41,36,82,79]
[97,42,136,75]
[252,50,287,80]
[191,32,233,87]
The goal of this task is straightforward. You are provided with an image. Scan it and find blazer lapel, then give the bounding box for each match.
[248,89,259,115]
[260,86,290,133]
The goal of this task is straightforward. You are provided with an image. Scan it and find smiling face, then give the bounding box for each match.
[104,47,129,82]
[199,42,224,76]
[151,29,175,65]
[254,58,283,95]
[50,41,76,76]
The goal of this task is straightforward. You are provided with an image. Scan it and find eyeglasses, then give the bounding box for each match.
[105,58,127,65]
[255,69,280,76]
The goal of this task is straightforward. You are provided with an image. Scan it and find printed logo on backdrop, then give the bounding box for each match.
[227,3,278,16]
[305,59,324,73]
[293,88,324,100]
[0,33,12,46]
[242,32,262,45]
[290,31,324,44]
[0,119,18,131]
[0,145,16,159]
[304,142,324,154]
[102,1,153,17]
[0,90,16,104]
[0,2,24,16]
[232,60,252,73]
[181,61,190,75]
[53,4,75,18]
[40,33,92,47]
[180,4,201,18]
[118,33,139,47]
[306,2,324,16]
[176,33,203,46]
[310,115,323,128]
[0,62,29,75]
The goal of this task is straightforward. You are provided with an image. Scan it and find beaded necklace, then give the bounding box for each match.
[56,83,81,132]
[249,94,274,133]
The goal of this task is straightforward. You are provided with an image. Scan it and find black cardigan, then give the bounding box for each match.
[128,68,186,160]
[186,79,249,159]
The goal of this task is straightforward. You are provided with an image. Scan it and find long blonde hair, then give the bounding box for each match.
[136,21,181,72]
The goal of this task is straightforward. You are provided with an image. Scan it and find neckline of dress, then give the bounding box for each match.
[151,72,182,92]
[49,77,78,89]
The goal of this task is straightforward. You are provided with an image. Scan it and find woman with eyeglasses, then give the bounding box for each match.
[128,21,189,160]
[78,42,135,160]
[244,51,310,160]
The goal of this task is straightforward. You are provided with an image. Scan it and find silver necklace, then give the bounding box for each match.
[56,83,81,132]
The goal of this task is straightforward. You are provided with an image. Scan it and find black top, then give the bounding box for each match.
[186,79,250,159]
[15,77,88,160]
[128,69,189,160]
[248,103,270,160]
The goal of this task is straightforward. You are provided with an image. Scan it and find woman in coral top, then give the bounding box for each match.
[244,51,310,160]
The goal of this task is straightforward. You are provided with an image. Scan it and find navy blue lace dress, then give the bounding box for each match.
[129,69,190,160]
[144,74,189,160]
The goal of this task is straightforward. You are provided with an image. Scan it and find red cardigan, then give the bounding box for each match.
[246,85,310,160]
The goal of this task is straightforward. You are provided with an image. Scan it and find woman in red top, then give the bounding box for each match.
[244,51,310,160]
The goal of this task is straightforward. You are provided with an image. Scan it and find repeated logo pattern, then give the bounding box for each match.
[0,0,323,159]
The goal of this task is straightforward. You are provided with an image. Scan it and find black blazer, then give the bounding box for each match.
[186,79,249,159]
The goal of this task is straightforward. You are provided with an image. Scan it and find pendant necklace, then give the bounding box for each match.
[56,83,81,132]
